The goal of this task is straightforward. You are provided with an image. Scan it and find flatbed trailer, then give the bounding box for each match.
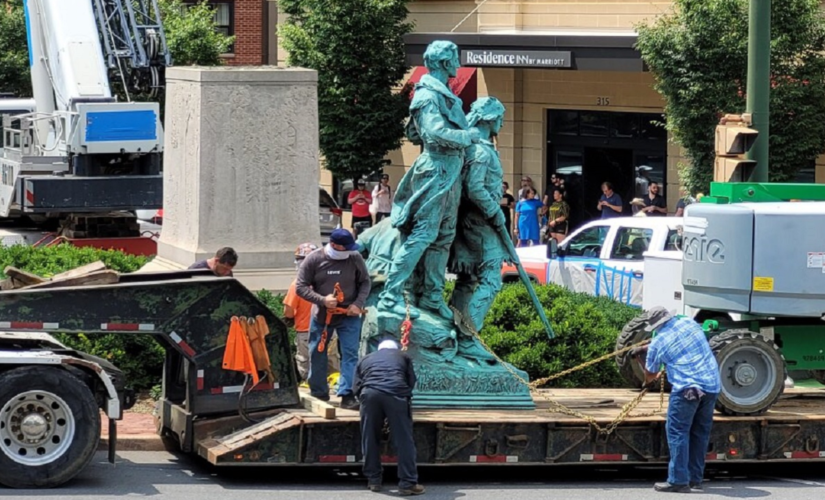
[2,272,825,489]
[196,387,825,467]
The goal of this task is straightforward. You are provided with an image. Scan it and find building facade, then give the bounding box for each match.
[270,0,825,219]
[186,0,279,66]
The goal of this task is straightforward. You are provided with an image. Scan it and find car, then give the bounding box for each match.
[502,216,684,307]
[135,188,342,244]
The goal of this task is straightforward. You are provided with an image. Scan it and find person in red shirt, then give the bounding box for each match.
[348,179,373,229]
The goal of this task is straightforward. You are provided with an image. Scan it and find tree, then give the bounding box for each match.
[158,0,234,66]
[0,1,31,97]
[0,0,232,100]
[280,0,413,181]
[636,0,825,194]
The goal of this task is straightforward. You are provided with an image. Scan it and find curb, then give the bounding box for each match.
[98,434,167,452]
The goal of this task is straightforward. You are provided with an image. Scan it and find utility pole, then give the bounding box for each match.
[746,0,771,183]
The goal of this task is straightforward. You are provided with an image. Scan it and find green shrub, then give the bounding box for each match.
[0,243,150,277]
[477,283,639,388]
[0,244,160,389]
[256,289,297,354]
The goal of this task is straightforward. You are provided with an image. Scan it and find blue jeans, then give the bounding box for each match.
[308,314,362,397]
[666,389,718,485]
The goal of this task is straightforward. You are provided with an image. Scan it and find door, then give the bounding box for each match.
[583,147,634,220]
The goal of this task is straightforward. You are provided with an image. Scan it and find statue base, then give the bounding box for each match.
[361,300,535,410]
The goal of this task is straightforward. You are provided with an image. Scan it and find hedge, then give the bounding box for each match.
[477,283,639,388]
[0,244,640,391]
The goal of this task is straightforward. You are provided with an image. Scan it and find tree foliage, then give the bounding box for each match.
[159,0,234,66]
[636,0,825,194]
[280,0,413,180]
[0,1,31,97]
[0,0,232,100]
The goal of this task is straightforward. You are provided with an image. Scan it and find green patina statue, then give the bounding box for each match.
[377,40,480,321]
[357,41,534,409]
[448,97,509,332]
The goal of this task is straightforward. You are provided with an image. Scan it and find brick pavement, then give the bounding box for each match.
[99,411,164,451]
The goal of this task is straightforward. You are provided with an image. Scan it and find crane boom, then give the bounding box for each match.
[0,0,171,222]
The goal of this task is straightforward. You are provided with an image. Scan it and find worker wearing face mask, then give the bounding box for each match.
[295,229,371,410]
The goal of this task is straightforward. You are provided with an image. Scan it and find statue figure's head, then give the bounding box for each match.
[423,40,460,78]
[467,97,506,135]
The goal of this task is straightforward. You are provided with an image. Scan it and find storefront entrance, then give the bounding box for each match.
[546,110,667,230]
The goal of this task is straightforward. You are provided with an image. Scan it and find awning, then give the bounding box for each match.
[405,32,644,73]
[404,66,478,114]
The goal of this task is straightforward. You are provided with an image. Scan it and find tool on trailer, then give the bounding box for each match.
[319,282,347,353]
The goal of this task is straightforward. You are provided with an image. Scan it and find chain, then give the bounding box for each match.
[465,321,666,436]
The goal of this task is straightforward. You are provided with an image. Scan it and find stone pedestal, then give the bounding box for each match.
[150,66,320,290]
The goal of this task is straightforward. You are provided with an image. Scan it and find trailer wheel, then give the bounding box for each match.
[0,366,100,488]
[813,370,825,386]
[710,330,786,416]
[615,313,672,391]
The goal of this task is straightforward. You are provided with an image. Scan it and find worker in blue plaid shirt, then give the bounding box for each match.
[632,307,721,493]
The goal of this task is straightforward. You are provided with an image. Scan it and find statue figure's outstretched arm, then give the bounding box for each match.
[416,101,474,150]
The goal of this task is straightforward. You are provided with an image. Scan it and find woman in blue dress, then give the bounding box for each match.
[515,187,544,246]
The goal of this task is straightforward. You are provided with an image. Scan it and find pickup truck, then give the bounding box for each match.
[502,216,684,307]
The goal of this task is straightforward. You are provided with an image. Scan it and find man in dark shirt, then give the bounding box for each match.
[597,182,623,219]
[641,182,668,216]
[296,228,370,410]
[188,247,237,276]
[353,339,424,496]
[500,181,516,240]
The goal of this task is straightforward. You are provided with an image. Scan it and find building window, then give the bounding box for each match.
[183,1,234,53]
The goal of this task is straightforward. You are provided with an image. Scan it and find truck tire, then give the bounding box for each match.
[710,330,786,416]
[813,370,825,386]
[615,313,672,391]
[0,366,100,488]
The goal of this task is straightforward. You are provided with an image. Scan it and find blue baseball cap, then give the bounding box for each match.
[330,228,360,251]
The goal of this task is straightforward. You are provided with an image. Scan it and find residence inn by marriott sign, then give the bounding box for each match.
[461,49,573,69]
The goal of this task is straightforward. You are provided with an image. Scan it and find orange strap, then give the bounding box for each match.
[319,283,348,353]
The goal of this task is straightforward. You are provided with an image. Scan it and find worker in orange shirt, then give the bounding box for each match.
[284,243,340,382]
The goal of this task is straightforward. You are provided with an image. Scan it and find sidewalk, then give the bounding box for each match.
[99,411,165,452]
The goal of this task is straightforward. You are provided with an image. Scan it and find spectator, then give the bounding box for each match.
[283,243,340,382]
[517,176,535,199]
[296,229,370,410]
[188,247,237,276]
[353,338,424,496]
[641,182,667,216]
[500,181,516,242]
[597,182,623,219]
[371,174,393,223]
[545,187,570,244]
[632,307,721,493]
[348,179,373,229]
[515,187,543,247]
[542,174,562,206]
[675,188,696,217]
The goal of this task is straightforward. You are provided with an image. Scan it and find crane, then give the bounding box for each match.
[0,0,170,228]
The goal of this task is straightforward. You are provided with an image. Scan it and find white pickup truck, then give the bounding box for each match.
[502,216,684,307]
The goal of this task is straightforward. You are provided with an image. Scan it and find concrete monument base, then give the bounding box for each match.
[147,66,320,290]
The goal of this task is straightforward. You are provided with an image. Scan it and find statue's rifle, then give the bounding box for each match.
[496,223,556,340]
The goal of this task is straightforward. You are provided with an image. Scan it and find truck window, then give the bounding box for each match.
[564,225,608,257]
[610,227,653,260]
[665,228,682,251]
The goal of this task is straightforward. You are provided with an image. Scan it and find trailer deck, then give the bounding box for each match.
[195,386,825,467]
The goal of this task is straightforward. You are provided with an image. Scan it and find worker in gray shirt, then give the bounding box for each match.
[296,228,371,410]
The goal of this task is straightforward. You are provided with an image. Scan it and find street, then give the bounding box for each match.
[3,451,825,499]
